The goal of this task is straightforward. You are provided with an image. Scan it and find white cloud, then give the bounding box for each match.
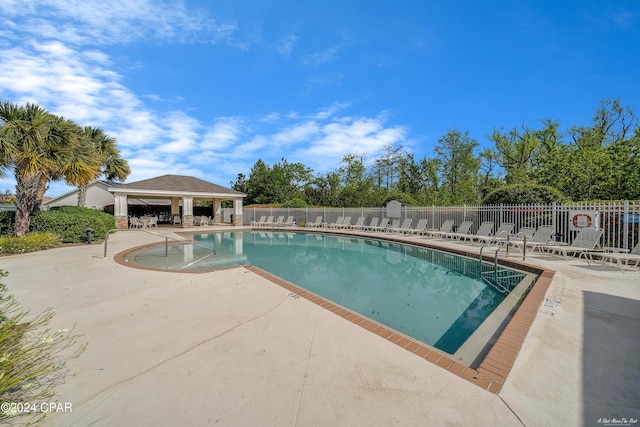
[303,45,340,66]
[201,117,243,150]
[275,33,298,56]
[0,0,237,46]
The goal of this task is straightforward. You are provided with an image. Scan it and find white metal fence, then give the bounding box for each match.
[237,201,640,250]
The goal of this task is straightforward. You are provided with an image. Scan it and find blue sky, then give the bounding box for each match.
[1,0,638,198]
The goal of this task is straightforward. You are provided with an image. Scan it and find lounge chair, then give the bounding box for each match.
[351,216,366,230]
[407,218,429,235]
[251,215,267,226]
[425,220,454,238]
[509,225,555,253]
[370,218,390,232]
[461,221,495,244]
[262,216,274,227]
[393,218,414,234]
[199,216,210,226]
[441,221,474,240]
[172,215,181,226]
[541,228,604,260]
[386,219,401,233]
[337,216,352,229]
[327,216,344,228]
[272,216,285,227]
[306,216,323,228]
[472,222,514,246]
[282,216,296,227]
[362,217,379,231]
[581,242,640,272]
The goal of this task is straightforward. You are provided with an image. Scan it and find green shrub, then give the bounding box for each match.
[30,207,115,243]
[0,211,15,236]
[0,232,60,255]
[482,184,568,205]
[281,198,308,208]
[0,270,86,425]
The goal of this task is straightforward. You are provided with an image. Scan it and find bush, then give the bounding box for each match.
[0,232,60,255]
[0,270,86,425]
[0,211,15,236]
[30,207,115,243]
[281,198,308,208]
[482,184,568,205]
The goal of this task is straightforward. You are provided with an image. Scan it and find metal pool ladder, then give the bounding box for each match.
[103,228,216,259]
[479,234,526,294]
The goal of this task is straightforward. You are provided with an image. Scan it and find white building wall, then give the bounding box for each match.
[45,181,115,210]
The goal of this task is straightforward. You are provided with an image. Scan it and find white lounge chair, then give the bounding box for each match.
[407,218,429,235]
[541,228,604,260]
[351,216,366,230]
[425,220,455,238]
[394,218,414,234]
[262,216,274,227]
[370,218,390,232]
[282,216,296,227]
[441,221,474,240]
[172,215,181,226]
[306,216,323,228]
[251,215,267,226]
[327,216,344,228]
[386,219,401,233]
[510,225,555,254]
[337,216,352,229]
[200,216,210,226]
[362,217,379,231]
[472,222,514,245]
[461,221,495,244]
[272,216,285,227]
[581,242,640,272]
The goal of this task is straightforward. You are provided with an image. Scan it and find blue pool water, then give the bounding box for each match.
[126,231,528,354]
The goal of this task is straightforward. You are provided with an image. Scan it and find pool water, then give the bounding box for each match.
[124,231,529,355]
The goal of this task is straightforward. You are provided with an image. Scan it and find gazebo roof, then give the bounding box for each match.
[109,174,246,198]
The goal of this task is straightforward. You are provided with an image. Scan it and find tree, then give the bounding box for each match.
[230,173,247,194]
[434,129,480,204]
[372,144,403,191]
[77,126,130,207]
[0,102,101,236]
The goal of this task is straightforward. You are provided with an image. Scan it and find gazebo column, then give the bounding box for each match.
[114,194,129,229]
[213,200,222,223]
[171,198,180,225]
[232,198,243,226]
[182,196,194,227]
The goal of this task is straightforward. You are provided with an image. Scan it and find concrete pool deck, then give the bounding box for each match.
[2,226,639,426]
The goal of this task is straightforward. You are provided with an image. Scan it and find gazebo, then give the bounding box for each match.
[109,175,246,229]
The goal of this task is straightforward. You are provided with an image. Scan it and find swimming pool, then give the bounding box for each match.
[120,231,536,364]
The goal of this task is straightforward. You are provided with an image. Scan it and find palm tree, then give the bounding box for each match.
[0,101,102,236]
[76,126,130,207]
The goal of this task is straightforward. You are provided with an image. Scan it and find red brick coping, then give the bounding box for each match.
[116,229,555,394]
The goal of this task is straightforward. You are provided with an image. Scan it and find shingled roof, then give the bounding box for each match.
[118,175,245,196]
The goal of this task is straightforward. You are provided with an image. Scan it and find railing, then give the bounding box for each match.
[102,228,216,259]
[479,234,528,294]
[239,200,640,250]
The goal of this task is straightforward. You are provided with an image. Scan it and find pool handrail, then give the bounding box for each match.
[103,228,216,259]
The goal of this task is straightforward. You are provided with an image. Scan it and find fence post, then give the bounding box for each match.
[623,200,629,250]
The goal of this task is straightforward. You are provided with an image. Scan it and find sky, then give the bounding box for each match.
[0,0,639,198]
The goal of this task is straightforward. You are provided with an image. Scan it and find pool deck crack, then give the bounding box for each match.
[293,306,319,427]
